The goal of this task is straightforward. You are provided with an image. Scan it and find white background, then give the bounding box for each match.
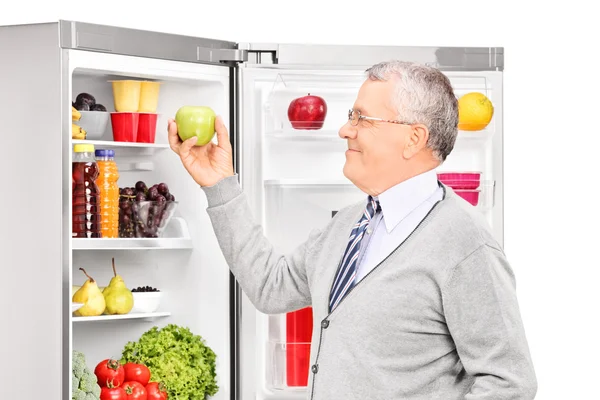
[2,1,598,399]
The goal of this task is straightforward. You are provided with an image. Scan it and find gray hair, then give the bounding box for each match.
[365,60,458,162]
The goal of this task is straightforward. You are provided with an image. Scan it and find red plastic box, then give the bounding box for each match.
[137,113,158,143]
[286,307,313,387]
[110,112,139,142]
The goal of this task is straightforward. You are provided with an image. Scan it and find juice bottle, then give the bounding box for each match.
[95,149,120,238]
[72,144,102,238]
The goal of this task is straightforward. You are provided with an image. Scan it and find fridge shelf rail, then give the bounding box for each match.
[72,311,171,322]
[72,217,193,250]
[72,139,170,153]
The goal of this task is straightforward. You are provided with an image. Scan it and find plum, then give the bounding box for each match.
[90,103,107,112]
[75,93,96,107]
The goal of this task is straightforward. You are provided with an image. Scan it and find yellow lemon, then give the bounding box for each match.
[458,92,494,131]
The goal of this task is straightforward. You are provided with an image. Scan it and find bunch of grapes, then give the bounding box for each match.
[119,181,176,238]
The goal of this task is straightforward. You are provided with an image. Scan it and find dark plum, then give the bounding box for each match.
[74,102,90,111]
[90,103,107,112]
[135,192,147,202]
[168,194,175,202]
[123,187,135,196]
[75,93,96,107]
[148,187,159,200]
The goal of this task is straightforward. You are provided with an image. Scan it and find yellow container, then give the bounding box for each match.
[110,80,142,112]
[139,81,162,113]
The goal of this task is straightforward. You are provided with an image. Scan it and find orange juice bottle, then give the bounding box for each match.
[95,149,120,238]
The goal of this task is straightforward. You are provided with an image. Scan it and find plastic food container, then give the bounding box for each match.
[131,292,163,313]
[77,111,110,140]
[439,179,480,190]
[123,200,178,238]
[455,189,480,206]
[110,112,139,142]
[137,113,159,143]
[286,307,313,386]
[139,81,162,113]
[437,172,481,189]
[110,80,142,112]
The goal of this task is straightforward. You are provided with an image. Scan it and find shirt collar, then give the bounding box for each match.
[372,169,440,233]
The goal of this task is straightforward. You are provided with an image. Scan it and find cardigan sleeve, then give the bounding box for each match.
[441,244,538,400]
[201,174,320,314]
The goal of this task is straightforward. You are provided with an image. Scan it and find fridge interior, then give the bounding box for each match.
[238,65,503,398]
[67,49,232,399]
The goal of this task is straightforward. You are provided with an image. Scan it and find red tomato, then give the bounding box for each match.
[146,382,168,400]
[123,363,151,386]
[100,386,127,400]
[95,359,125,388]
[123,381,147,400]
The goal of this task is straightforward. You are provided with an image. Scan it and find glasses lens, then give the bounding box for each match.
[349,109,359,126]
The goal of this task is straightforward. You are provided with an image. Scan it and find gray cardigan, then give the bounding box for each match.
[202,175,538,400]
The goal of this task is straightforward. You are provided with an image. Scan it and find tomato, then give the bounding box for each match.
[146,382,168,400]
[100,385,127,400]
[95,358,125,388]
[123,381,148,400]
[123,363,151,386]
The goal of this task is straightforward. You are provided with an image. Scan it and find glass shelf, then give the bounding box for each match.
[72,217,193,250]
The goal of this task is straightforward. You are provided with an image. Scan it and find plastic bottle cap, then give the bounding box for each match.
[95,149,115,158]
[73,144,95,153]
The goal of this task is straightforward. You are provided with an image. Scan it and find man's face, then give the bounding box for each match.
[338,79,412,195]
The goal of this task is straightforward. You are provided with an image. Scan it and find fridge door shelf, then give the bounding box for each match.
[72,217,193,250]
[266,341,312,392]
[72,139,170,153]
[72,311,171,322]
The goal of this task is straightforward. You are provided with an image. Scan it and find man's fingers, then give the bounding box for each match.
[214,116,231,152]
[168,118,182,153]
[179,135,198,162]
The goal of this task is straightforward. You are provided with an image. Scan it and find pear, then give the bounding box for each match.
[102,258,134,315]
[73,268,106,317]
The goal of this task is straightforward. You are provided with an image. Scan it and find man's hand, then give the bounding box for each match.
[167,115,234,187]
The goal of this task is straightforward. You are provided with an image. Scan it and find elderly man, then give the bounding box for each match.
[168,60,537,400]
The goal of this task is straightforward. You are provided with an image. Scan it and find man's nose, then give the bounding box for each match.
[339,122,357,140]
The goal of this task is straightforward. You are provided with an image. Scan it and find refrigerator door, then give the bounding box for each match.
[57,20,240,400]
[235,43,503,400]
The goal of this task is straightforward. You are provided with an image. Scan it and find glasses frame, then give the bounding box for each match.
[348,109,412,127]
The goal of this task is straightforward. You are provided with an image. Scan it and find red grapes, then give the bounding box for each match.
[119,181,176,238]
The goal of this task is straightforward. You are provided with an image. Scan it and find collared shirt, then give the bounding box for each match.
[355,169,444,283]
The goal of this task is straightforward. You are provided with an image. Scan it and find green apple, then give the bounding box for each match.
[175,106,216,146]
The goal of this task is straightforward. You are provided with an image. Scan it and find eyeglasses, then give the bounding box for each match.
[348,109,412,127]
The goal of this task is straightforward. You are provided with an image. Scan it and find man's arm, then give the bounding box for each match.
[442,244,538,400]
[201,174,319,314]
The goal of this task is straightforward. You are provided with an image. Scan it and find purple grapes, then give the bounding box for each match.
[118,181,176,238]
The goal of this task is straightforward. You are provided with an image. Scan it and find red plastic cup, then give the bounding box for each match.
[110,112,139,142]
[286,307,313,387]
[137,113,158,143]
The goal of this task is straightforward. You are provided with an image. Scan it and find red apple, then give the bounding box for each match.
[287,94,327,130]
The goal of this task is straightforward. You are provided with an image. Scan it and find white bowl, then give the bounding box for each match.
[78,111,110,140]
[131,292,163,313]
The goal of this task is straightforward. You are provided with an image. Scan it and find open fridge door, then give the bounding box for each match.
[235,44,503,400]
[58,21,246,400]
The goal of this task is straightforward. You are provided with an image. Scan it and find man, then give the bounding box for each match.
[168,60,538,400]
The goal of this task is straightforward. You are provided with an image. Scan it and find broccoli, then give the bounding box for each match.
[72,350,101,400]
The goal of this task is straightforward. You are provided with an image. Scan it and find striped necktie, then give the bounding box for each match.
[329,196,381,312]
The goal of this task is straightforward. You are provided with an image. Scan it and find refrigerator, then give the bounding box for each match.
[0,20,503,400]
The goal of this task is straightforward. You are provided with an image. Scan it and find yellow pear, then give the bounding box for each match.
[73,268,106,317]
[103,258,134,315]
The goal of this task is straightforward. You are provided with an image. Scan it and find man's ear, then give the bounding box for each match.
[403,124,430,159]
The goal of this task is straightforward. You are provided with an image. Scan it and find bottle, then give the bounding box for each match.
[95,149,120,238]
[72,144,102,238]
